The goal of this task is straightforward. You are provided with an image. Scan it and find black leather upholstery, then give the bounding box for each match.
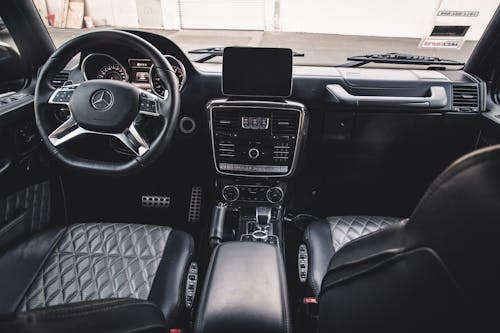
[318,145,500,332]
[194,242,291,333]
[0,298,168,333]
[0,181,51,250]
[304,215,402,295]
[0,222,193,327]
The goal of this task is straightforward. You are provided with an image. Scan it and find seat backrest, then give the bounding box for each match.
[319,145,500,333]
[407,145,500,303]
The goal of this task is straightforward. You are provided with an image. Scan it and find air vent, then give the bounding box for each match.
[213,109,240,132]
[272,111,300,136]
[452,85,479,112]
[51,71,70,88]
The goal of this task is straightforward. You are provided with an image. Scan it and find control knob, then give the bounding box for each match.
[266,187,284,203]
[222,185,239,202]
[248,148,260,159]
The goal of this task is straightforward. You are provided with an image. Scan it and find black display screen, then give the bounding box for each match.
[222,47,293,97]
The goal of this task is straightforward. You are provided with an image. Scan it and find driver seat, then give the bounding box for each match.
[0,222,193,331]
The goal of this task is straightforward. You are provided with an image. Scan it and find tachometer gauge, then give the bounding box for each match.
[149,55,186,97]
[97,63,128,81]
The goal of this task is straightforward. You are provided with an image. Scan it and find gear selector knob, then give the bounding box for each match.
[256,206,272,225]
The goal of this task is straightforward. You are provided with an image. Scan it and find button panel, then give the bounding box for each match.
[222,184,284,203]
[298,244,308,283]
[185,262,198,309]
[49,89,75,104]
[139,93,158,114]
[210,104,305,177]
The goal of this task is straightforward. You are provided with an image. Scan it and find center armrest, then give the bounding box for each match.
[193,242,291,333]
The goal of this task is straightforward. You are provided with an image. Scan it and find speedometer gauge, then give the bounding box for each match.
[149,55,186,97]
[97,64,128,81]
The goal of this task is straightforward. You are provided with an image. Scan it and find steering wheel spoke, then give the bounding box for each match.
[48,84,80,106]
[48,116,87,146]
[116,124,150,156]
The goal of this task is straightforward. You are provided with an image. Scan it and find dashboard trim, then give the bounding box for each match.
[207,99,307,178]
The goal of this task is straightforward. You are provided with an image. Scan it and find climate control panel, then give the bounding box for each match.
[220,180,286,204]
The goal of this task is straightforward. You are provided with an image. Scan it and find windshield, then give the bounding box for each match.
[25,0,499,67]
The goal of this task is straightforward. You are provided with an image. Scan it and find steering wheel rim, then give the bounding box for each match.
[35,30,180,176]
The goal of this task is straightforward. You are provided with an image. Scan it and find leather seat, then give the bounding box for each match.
[0,222,193,327]
[316,145,500,332]
[304,215,403,296]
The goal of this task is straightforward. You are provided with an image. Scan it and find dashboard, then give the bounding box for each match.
[81,52,187,97]
[55,30,485,184]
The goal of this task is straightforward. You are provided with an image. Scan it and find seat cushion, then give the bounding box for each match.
[304,216,402,296]
[0,223,193,324]
[1,299,169,333]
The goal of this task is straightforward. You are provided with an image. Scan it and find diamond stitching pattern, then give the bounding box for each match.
[328,216,401,251]
[19,223,171,311]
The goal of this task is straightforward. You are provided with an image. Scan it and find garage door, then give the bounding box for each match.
[179,0,265,30]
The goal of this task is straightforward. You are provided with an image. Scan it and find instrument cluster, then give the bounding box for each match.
[82,53,186,97]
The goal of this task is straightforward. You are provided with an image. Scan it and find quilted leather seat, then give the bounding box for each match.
[0,222,193,326]
[304,215,403,295]
[315,144,500,332]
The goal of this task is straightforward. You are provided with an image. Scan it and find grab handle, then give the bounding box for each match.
[326,84,447,108]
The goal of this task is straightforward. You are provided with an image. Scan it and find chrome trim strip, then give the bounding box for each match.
[207,99,307,178]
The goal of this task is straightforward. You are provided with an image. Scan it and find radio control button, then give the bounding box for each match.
[248,148,260,159]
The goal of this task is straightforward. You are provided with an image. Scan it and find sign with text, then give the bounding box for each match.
[437,11,479,17]
[419,38,463,49]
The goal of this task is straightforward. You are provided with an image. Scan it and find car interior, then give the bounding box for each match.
[1,1,500,332]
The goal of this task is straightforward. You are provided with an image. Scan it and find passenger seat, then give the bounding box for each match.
[304,216,403,296]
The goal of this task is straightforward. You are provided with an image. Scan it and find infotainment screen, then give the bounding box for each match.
[222,47,293,97]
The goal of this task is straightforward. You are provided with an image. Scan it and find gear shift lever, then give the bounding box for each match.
[256,206,272,225]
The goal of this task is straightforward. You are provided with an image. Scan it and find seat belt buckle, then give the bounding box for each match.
[302,297,319,318]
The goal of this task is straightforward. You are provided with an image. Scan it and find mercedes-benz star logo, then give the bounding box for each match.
[90,89,114,111]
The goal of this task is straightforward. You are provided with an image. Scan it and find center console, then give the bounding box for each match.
[207,99,307,249]
[198,47,304,332]
[208,99,306,177]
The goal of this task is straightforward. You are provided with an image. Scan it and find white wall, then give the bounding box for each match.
[44,0,499,40]
[85,0,139,27]
[279,0,498,40]
[434,0,499,40]
[162,0,181,30]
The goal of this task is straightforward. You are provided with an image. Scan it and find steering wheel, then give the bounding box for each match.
[35,30,180,175]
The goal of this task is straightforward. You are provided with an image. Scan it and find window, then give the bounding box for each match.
[34,0,499,66]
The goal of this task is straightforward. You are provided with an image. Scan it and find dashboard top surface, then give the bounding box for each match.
[59,30,482,113]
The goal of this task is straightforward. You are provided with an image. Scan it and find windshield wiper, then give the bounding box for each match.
[188,47,305,63]
[339,52,465,68]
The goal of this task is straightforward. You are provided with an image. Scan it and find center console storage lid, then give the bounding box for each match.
[193,242,291,333]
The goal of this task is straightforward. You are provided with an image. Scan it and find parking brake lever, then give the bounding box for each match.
[209,202,227,248]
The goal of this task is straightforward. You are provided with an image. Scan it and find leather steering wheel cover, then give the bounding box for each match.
[35,30,180,176]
